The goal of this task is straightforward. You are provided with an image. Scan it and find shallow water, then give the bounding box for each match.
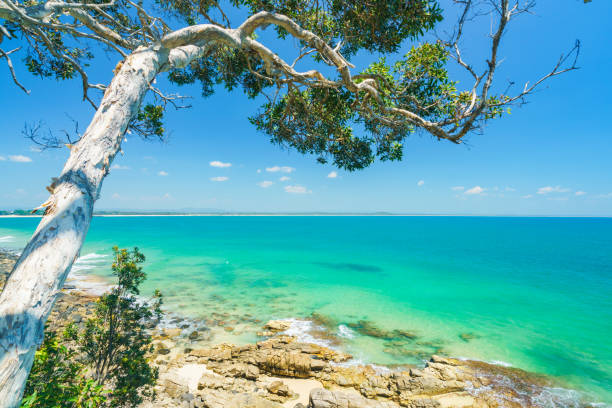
[1,216,611,405]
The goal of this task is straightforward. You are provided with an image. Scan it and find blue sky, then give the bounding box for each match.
[1,1,611,215]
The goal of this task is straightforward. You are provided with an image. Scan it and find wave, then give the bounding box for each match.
[72,252,108,272]
[69,253,112,295]
[0,235,14,243]
[337,324,356,339]
[278,318,333,348]
[75,253,108,263]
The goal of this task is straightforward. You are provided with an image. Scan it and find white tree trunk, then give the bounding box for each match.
[0,45,168,408]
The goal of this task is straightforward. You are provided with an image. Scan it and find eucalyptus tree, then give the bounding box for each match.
[0,0,578,405]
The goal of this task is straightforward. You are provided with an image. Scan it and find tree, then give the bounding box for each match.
[0,0,578,405]
[20,247,162,408]
[77,247,162,407]
[20,329,109,408]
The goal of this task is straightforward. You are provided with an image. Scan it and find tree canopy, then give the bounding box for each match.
[0,0,578,170]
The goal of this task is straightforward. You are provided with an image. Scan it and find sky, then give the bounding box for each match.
[1,1,611,215]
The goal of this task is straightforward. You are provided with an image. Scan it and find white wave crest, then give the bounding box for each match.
[490,360,513,367]
[0,236,15,243]
[279,318,332,347]
[69,253,112,295]
[532,386,586,408]
[76,253,108,263]
[337,324,355,339]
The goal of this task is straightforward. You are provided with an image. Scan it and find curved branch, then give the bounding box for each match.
[0,46,29,93]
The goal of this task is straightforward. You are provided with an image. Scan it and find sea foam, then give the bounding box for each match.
[278,318,333,348]
[337,324,356,339]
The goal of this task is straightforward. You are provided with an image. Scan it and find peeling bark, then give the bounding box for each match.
[0,45,168,407]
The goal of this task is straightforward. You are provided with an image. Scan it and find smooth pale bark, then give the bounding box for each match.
[0,45,168,408]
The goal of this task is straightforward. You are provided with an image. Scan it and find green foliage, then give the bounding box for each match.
[21,247,162,408]
[21,329,109,408]
[132,104,165,140]
[250,87,379,170]
[156,0,441,56]
[5,0,518,171]
[168,47,271,99]
[79,247,162,407]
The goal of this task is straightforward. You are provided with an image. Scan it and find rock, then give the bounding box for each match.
[198,374,226,390]
[190,348,211,358]
[225,394,285,408]
[189,331,200,341]
[347,320,394,340]
[458,332,479,342]
[181,392,195,402]
[163,378,189,399]
[394,330,418,340]
[263,320,291,333]
[261,351,314,378]
[214,362,260,380]
[266,380,290,397]
[162,328,182,338]
[309,388,399,408]
[196,390,285,408]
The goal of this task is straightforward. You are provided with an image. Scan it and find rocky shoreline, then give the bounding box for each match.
[0,251,591,408]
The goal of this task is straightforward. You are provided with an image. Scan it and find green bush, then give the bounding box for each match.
[21,247,163,408]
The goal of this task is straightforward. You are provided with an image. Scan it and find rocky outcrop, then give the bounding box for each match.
[309,388,400,408]
[150,327,561,408]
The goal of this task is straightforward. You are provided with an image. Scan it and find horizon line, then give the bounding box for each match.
[1,212,611,218]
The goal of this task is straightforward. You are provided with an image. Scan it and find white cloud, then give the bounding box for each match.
[596,192,612,198]
[537,186,570,195]
[0,156,5,161]
[574,191,586,196]
[162,193,172,199]
[257,181,274,188]
[9,155,32,163]
[30,146,42,153]
[257,169,262,173]
[210,161,231,168]
[266,166,295,173]
[522,194,533,199]
[285,185,311,194]
[158,171,168,176]
[111,164,130,170]
[210,176,229,182]
[451,186,464,191]
[328,171,338,179]
[465,186,484,195]
[417,180,425,187]
[505,187,516,192]
[279,176,290,182]
[111,193,121,199]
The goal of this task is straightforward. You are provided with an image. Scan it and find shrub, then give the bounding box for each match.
[21,247,163,408]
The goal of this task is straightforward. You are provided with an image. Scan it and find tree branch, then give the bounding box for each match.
[0,46,29,93]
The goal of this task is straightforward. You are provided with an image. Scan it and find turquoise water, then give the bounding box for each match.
[1,216,611,404]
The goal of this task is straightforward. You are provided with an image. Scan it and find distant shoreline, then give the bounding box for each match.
[1,213,611,218]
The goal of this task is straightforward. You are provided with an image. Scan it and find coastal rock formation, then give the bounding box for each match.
[149,327,560,408]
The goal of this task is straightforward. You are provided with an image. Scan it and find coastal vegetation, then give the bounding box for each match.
[0,0,580,404]
[20,247,162,408]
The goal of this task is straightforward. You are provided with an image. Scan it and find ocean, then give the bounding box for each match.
[1,215,611,405]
